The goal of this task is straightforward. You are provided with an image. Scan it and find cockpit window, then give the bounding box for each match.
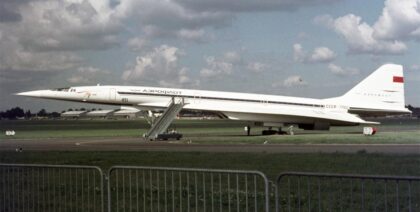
[53,87,70,91]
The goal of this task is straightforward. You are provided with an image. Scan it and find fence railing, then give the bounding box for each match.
[1,164,419,212]
[0,163,104,212]
[275,172,420,212]
[107,166,270,212]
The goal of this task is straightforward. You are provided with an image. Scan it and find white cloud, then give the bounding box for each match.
[332,14,406,54]
[373,0,420,41]
[200,50,270,77]
[142,26,212,42]
[67,66,109,84]
[176,29,209,42]
[5,0,121,52]
[328,63,359,76]
[175,0,341,13]
[281,75,307,87]
[122,45,196,87]
[310,47,336,63]
[116,0,231,43]
[0,37,81,72]
[293,43,336,63]
[0,0,119,78]
[114,0,341,44]
[293,44,306,63]
[223,51,241,63]
[247,62,267,73]
[0,0,343,54]
[127,37,148,52]
[200,56,234,77]
[0,0,343,78]
[315,0,420,55]
[200,51,241,77]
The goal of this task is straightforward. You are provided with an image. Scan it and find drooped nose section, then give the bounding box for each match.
[16,90,52,98]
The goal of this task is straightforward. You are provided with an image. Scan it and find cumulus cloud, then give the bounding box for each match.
[200,50,269,77]
[247,62,268,73]
[2,0,121,52]
[113,0,341,44]
[327,63,359,76]
[127,37,149,52]
[281,75,307,87]
[293,44,306,62]
[272,75,307,88]
[200,51,241,77]
[310,47,336,63]
[176,0,340,13]
[293,43,336,63]
[116,0,231,43]
[0,0,343,76]
[122,45,196,87]
[0,0,119,81]
[200,57,234,77]
[0,37,81,72]
[67,66,108,84]
[373,0,420,41]
[176,29,208,41]
[315,0,420,55]
[319,14,407,54]
[142,26,212,42]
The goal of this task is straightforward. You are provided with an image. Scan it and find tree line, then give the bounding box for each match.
[0,107,103,120]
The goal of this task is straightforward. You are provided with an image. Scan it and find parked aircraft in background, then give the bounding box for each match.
[17,64,410,139]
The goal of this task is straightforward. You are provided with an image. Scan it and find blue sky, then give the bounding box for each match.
[1,0,419,111]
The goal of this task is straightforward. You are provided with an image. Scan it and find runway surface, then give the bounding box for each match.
[1,137,419,154]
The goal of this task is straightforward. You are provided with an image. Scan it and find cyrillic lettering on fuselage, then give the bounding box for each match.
[129,88,182,96]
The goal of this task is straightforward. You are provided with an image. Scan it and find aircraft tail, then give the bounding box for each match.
[335,64,410,115]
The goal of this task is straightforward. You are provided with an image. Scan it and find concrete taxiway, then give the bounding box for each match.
[1,137,419,154]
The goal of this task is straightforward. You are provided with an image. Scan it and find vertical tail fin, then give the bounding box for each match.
[337,64,409,114]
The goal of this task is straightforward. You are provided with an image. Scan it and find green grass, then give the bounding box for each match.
[1,118,419,144]
[0,118,419,177]
[1,119,418,211]
[1,151,419,180]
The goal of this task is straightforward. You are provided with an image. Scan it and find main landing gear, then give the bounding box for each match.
[262,127,288,135]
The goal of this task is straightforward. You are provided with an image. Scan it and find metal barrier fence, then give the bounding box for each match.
[2,163,419,212]
[0,163,104,212]
[275,172,420,212]
[107,166,270,212]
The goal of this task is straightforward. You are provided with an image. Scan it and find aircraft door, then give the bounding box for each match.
[109,88,116,101]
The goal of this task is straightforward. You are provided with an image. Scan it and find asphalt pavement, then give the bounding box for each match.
[1,137,419,154]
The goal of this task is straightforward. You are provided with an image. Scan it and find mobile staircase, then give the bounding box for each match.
[144,97,186,140]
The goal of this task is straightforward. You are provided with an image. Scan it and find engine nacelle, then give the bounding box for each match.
[298,121,330,130]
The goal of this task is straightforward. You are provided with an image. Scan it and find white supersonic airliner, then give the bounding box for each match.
[17,64,410,138]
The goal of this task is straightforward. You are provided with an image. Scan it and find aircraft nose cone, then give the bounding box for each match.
[16,90,44,97]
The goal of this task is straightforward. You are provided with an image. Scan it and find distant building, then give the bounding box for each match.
[86,110,114,119]
[113,109,141,119]
[61,111,87,119]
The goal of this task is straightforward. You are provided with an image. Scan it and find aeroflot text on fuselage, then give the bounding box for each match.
[130,89,182,96]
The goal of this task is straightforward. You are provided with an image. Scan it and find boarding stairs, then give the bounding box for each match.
[144,97,186,140]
